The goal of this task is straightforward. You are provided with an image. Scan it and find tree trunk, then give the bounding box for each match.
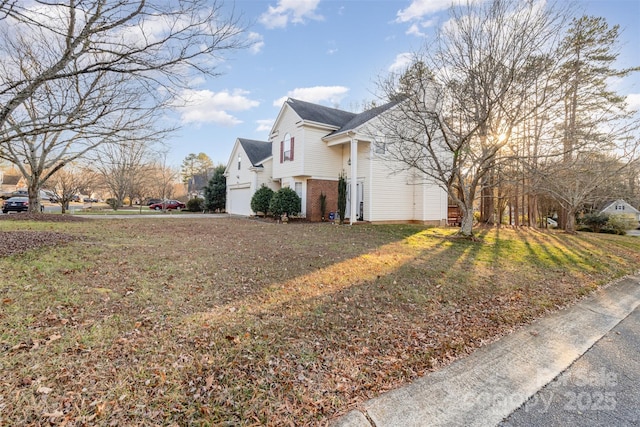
[564,209,577,233]
[27,181,41,213]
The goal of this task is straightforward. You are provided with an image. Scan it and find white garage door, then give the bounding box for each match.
[229,187,253,216]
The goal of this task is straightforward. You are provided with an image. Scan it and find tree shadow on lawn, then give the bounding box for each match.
[4,221,639,425]
[174,226,640,425]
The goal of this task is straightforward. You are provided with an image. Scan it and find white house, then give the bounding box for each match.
[224,138,275,216]
[225,98,448,225]
[600,199,640,222]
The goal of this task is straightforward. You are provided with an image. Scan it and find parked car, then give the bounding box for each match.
[149,200,185,211]
[146,198,163,206]
[2,196,29,213]
[83,197,99,203]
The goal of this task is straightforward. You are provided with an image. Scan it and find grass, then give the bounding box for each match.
[1,218,640,425]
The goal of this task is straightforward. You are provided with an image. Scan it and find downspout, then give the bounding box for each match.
[350,138,358,225]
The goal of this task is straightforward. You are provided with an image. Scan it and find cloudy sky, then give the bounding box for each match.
[164,0,640,167]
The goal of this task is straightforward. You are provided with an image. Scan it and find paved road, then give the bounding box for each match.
[500,306,640,427]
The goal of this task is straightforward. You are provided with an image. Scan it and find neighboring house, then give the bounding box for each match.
[0,172,24,195]
[600,199,640,222]
[225,98,448,224]
[225,138,276,216]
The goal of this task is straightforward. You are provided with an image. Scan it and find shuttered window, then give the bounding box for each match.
[281,133,294,162]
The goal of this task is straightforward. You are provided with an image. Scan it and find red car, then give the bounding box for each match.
[149,200,185,211]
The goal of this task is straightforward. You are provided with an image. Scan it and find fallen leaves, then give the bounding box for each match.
[1,220,640,425]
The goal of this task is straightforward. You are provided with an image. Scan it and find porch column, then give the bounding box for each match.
[350,138,358,225]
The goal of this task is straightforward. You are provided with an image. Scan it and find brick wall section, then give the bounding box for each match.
[307,179,338,222]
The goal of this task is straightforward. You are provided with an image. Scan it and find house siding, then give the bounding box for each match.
[271,107,304,180]
[369,155,416,221]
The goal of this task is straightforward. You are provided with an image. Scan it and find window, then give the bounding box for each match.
[294,182,302,199]
[374,137,386,154]
[237,155,241,170]
[280,133,294,162]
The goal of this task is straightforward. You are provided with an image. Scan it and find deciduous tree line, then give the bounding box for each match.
[376,0,639,235]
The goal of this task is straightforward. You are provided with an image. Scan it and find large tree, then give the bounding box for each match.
[181,152,214,194]
[0,0,246,211]
[377,0,568,236]
[544,16,639,231]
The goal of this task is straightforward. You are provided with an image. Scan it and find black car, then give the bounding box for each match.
[2,196,29,213]
[147,198,162,206]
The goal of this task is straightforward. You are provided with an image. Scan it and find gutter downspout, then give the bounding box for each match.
[350,137,358,225]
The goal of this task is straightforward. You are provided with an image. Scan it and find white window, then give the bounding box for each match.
[282,133,294,162]
[294,182,302,199]
[374,136,386,154]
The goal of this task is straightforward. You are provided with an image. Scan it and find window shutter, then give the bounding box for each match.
[280,140,284,163]
[290,137,294,161]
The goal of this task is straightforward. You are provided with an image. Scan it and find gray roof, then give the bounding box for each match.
[286,98,356,128]
[331,100,399,136]
[239,138,271,166]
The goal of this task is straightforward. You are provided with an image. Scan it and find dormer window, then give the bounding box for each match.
[280,133,294,162]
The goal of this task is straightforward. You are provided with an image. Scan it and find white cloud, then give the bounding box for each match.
[273,86,349,107]
[626,93,640,112]
[327,48,338,55]
[171,89,259,126]
[247,32,265,54]
[259,0,323,29]
[256,119,275,132]
[406,23,425,37]
[388,52,413,74]
[396,0,462,23]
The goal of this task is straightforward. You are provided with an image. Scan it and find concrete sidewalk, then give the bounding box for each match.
[331,276,640,427]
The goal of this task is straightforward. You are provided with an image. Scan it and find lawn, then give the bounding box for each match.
[1,216,639,426]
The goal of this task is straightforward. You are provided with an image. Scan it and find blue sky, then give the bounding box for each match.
[164,0,640,167]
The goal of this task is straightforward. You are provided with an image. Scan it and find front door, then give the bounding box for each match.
[346,180,364,221]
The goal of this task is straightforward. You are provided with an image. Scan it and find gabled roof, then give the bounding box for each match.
[285,98,356,128]
[1,174,21,186]
[238,138,271,166]
[329,100,399,137]
[600,199,640,214]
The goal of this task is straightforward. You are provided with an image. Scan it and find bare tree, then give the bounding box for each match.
[536,152,638,232]
[377,0,568,236]
[0,0,247,209]
[47,164,96,213]
[150,151,180,204]
[94,140,150,210]
[0,0,246,128]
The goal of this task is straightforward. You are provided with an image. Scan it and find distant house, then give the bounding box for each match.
[0,172,24,196]
[224,98,448,224]
[600,199,640,222]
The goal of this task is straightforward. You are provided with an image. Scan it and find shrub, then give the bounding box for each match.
[106,198,119,210]
[251,185,274,216]
[186,197,204,212]
[337,172,346,224]
[581,212,609,233]
[603,215,636,235]
[269,187,301,218]
[319,192,327,221]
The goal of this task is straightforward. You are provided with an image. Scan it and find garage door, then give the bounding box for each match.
[228,187,253,216]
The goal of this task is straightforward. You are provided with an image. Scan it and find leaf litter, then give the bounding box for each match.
[0,217,639,425]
